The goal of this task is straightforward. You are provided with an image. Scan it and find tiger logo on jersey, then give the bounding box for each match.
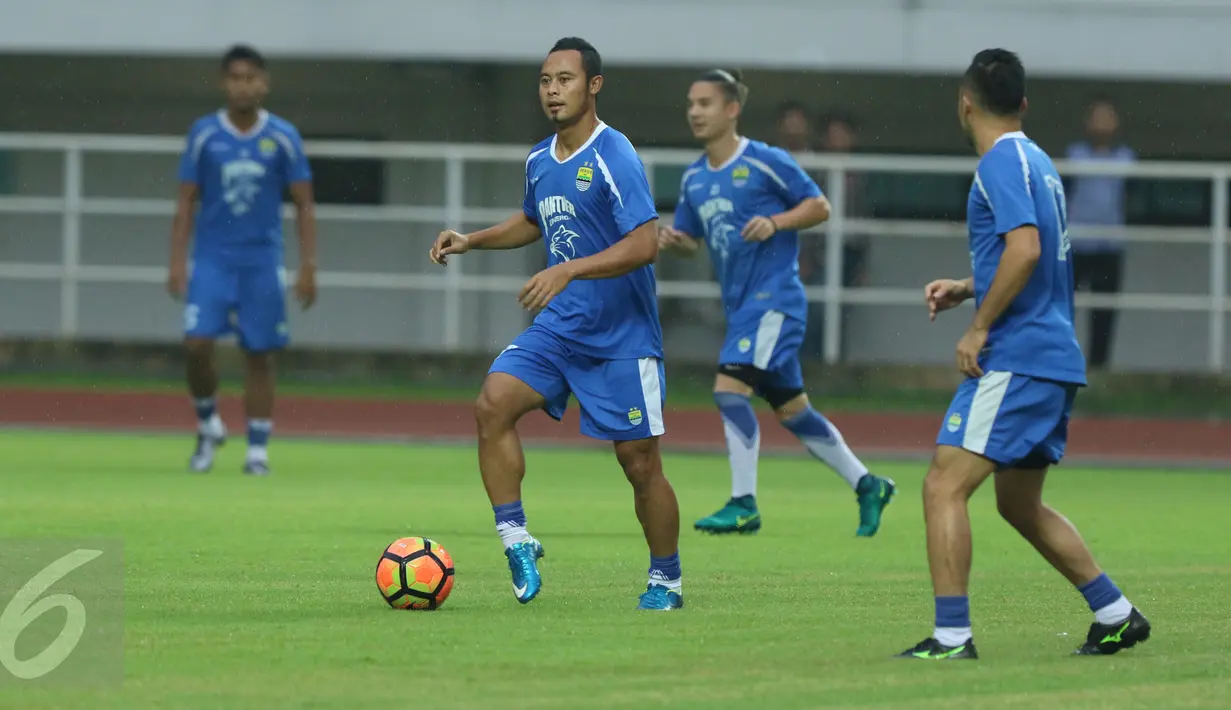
[549,224,582,262]
[220,159,267,216]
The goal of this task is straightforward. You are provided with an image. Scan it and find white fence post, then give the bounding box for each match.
[1210,171,1228,373]
[822,167,846,365]
[443,154,465,351]
[60,146,83,337]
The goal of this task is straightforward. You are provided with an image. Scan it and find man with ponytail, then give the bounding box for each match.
[660,70,896,538]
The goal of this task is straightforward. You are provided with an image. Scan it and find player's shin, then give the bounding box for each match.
[780,406,867,489]
[617,441,682,589]
[185,339,222,437]
[715,392,760,498]
[243,352,276,464]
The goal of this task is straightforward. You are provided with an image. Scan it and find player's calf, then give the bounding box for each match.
[185,337,225,473]
[242,351,277,475]
[615,438,683,610]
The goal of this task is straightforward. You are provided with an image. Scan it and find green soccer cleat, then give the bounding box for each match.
[896,637,979,661]
[693,495,761,535]
[855,474,896,537]
[1073,607,1151,656]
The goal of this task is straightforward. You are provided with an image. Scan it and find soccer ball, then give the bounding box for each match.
[375,537,455,610]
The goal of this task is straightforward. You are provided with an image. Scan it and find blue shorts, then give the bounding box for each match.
[184,259,289,352]
[489,325,666,441]
[718,310,805,394]
[936,371,1079,469]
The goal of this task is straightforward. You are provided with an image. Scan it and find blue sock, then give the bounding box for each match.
[493,501,530,549]
[247,419,272,450]
[781,406,869,490]
[714,392,760,499]
[1078,573,1132,624]
[493,501,526,528]
[649,552,682,588]
[193,397,217,422]
[934,596,972,645]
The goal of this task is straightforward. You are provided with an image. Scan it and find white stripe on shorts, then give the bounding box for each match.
[637,357,666,437]
[753,310,785,370]
[962,371,1013,455]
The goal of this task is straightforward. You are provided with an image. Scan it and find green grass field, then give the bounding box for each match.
[3,430,1230,709]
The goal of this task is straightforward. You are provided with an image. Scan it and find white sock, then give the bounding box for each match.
[246,445,268,463]
[649,570,682,592]
[783,409,868,490]
[933,626,973,646]
[1094,595,1133,626]
[496,522,531,550]
[198,413,224,439]
[724,419,760,498]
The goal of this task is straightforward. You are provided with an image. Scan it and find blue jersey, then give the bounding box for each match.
[523,122,662,360]
[178,110,312,266]
[673,138,823,326]
[968,131,1086,385]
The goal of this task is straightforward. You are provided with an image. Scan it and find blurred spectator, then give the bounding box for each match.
[1066,97,1135,370]
[774,100,814,154]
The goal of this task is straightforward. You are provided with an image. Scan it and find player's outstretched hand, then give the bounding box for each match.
[519,264,574,313]
[741,216,778,242]
[658,226,689,252]
[430,230,470,266]
[924,279,971,321]
[167,262,187,300]
[956,326,988,378]
[295,266,317,310]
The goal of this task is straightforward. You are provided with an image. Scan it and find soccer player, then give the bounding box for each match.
[898,49,1150,660]
[168,45,318,476]
[429,38,683,611]
[659,70,895,537]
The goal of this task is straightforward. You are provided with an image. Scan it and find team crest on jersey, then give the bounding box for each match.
[258,137,277,157]
[731,164,750,188]
[575,163,594,192]
[946,412,962,433]
[737,337,752,353]
[627,407,644,426]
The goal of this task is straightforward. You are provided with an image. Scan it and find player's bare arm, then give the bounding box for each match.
[289,181,318,309]
[430,212,540,266]
[742,195,830,242]
[518,219,659,311]
[658,225,700,257]
[956,226,1041,377]
[167,182,199,299]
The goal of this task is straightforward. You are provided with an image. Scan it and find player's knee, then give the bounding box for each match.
[996,495,1042,533]
[474,388,516,435]
[615,439,661,491]
[245,351,274,373]
[184,338,214,361]
[772,392,809,423]
[922,463,972,504]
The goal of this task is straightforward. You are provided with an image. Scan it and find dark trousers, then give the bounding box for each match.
[1072,250,1124,368]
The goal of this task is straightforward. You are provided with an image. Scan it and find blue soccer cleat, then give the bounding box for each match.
[505,539,545,604]
[637,583,683,611]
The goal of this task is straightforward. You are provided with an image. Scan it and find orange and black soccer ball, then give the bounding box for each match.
[375,537,455,610]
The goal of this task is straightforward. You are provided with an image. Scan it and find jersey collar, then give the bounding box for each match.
[550,121,608,164]
[707,136,750,172]
[993,130,1028,145]
[217,109,269,139]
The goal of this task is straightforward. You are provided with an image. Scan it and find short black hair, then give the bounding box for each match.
[963,48,1025,117]
[697,69,749,105]
[774,100,810,124]
[821,110,858,133]
[222,44,266,72]
[549,37,601,80]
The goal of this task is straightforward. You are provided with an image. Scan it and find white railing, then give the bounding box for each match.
[0,133,1227,372]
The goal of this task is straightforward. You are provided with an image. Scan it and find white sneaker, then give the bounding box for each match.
[188,422,227,473]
